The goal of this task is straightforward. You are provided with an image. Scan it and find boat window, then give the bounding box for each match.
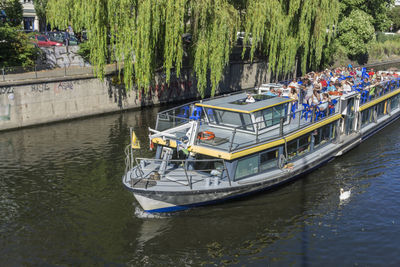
[390,95,399,110]
[256,103,288,130]
[193,154,224,173]
[376,101,385,118]
[206,108,254,131]
[313,122,336,148]
[298,135,311,156]
[286,134,311,160]
[235,155,259,180]
[320,124,331,145]
[331,124,337,141]
[260,149,278,172]
[361,108,372,126]
[287,140,298,159]
[313,129,321,147]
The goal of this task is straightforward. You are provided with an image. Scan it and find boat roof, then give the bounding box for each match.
[196,92,291,113]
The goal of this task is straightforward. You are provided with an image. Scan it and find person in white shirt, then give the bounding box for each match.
[245,94,255,103]
[341,81,352,93]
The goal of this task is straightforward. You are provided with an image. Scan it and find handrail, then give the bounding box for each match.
[152,78,400,154]
[126,157,230,189]
[205,100,339,153]
[359,79,400,106]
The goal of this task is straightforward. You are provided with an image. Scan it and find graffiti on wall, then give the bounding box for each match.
[31,83,50,93]
[29,81,78,94]
[0,86,14,95]
[40,46,88,68]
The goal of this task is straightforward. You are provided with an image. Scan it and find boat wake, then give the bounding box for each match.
[134,206,169,219]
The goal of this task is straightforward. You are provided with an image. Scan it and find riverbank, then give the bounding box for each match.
[1,59,400,132]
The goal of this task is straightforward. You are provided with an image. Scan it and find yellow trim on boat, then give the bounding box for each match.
[189,114,342,160]
[359,89,400,111]
[195,99,292,114]
[152,138,178,148]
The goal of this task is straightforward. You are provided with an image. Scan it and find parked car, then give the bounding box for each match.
[30,34,62,47]
[45,31,80,45]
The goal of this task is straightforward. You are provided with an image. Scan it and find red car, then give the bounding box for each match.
[30,34,62,47]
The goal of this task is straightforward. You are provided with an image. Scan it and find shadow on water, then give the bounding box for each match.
[0,106,400,266]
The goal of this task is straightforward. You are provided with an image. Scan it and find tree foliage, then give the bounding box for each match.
[46,0,339,97]
[339,0,394,32]
[244,0,339,76]
[0,0,23,27]
[337,10,375,58]
[33,0,48,31]
[0,25,38,68]
[388,6,400,31]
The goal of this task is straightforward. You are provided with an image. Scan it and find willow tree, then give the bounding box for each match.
[244,0,339,76]
[47,0,239,97]
[47,0,338,98]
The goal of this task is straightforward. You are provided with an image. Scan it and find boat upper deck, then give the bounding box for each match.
[152,78,400,160]
[196,93,291,113]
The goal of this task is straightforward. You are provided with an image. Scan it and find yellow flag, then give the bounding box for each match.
[131,131,141,149]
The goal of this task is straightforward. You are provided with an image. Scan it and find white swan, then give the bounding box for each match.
[340,188,351,201]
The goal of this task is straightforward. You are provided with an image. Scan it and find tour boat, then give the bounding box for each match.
[123,75,400,213]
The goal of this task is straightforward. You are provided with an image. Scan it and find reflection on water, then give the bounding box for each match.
[1,106,400,266]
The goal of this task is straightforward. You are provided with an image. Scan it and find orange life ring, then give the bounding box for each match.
[197,131,215,140]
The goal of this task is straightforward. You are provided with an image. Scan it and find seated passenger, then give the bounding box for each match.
[265,88,277,96]
[309,89,321,106]
[288,87,298,102]
[341,80,352,93]
[318,93,331,111]
[327,82,336,92]
[245,93,255,103]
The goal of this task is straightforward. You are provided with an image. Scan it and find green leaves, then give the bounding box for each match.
[0,25,38,68]
[0,0,23,27]
[244,0,339,76]
[337,10,375,57]
[46,0,337,98]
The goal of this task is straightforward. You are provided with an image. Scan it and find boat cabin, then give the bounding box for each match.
[196,92,291,134]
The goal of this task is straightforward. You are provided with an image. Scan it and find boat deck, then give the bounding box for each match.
[195,107,335,152]
[125,162,232,192]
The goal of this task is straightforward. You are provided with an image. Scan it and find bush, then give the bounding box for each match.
[337,10,375,58]
[0,25,39,67]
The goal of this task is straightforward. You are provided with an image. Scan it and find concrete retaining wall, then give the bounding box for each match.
[0,62,270,131]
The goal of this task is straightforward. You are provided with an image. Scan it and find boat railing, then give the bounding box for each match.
[155,101,199,131]
[152,78,400,153]
[359,79,400,105]
[195,99,341,152]
[127,157,231,189]
[155,91,245,131]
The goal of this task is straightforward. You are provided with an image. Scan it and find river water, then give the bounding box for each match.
[1,105,400,266]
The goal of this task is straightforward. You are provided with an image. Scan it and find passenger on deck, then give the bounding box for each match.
[288,79,299,89]
[245,93,255,103]
[319,78,328,91]
[318,93,331,111]
[265,88,278,96]
[341,80,352,93]
[288,87,298,102]
[304,85,314,104]
[327,82,336,92]
[310,89,321,106]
